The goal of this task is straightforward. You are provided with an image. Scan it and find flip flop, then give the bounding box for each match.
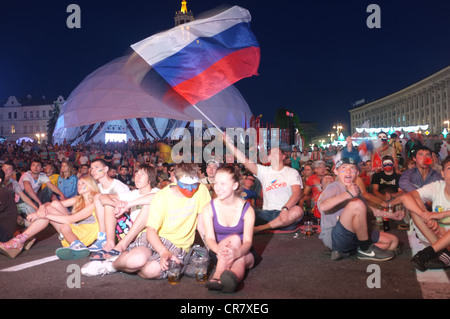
[89,249,108,261]
[220,270,239,293]
[205,278,222,291]
[104,249,121,260]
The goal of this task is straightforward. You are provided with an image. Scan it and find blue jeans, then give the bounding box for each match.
[255,209,302,231]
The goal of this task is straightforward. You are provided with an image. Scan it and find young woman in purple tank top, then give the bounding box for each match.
[202,166,258,293]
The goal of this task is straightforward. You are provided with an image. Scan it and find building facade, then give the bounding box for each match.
[0,95,65,142]
[349,65,450,134]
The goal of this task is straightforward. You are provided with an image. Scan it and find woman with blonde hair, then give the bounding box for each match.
[0,175,100,260]
[57,160,78,199]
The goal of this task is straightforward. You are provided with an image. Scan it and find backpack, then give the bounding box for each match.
[182,244,210,277]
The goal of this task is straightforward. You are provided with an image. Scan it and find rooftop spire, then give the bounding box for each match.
[180,0,188,14]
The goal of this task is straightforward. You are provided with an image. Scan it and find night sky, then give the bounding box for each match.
[1,0,450,133]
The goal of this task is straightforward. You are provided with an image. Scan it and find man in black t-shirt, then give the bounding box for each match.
[371,155,403,201]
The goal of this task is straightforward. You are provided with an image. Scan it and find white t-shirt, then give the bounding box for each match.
[416,180,450,225]
[439,141,450,160]
[98,179,130,195]
[19,172,51,193]
[118,187,160,222]
[256,165,303,211]
[79,155,89,165]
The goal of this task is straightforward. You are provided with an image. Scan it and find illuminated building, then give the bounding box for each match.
[174,0,194,26]
[0,95,64,142]
[350,65,450,135]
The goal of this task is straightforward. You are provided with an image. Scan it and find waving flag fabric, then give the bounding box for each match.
[131,6,260,106]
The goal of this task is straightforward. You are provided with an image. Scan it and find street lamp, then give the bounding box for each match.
[35,133,46,144]
[328,133,335,142]
[333,124,343,135]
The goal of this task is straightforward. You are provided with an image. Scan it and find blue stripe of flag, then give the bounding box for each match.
[152,22,259,88]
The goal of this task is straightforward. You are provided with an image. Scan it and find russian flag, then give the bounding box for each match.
[130,6,260,106]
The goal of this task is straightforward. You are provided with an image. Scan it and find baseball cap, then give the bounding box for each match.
[206,159,220,168]
[335,156,361,169]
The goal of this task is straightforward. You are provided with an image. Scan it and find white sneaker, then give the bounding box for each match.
[81,260,117,277]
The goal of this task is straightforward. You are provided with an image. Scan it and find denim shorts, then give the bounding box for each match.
[331,220,380,253]
[255,209,302,231]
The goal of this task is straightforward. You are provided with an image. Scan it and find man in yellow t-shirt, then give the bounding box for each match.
[82,163,211,279]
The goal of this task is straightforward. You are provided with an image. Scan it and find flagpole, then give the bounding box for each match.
[192,104,224,134]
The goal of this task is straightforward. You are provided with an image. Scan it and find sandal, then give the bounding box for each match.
[89,249,107,261]
[205,278,222,291]
[90,248,121,261]
[220,270,239,293]
[88,238,106,252]
[104,249,121,260]
[0,234,35,258]
[0,245,21,259]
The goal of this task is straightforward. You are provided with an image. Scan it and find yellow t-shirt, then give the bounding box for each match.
[42,174,59,190]
[146,183,211,251]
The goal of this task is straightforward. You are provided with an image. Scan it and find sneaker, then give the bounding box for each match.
[410,246,437,272]
[357,244,394,261]
[425,250,450,270]
[88,233,106,252]
[81,260,117,277]
[56,240,90,260]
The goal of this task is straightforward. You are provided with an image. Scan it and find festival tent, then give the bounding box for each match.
[52,53,253,145]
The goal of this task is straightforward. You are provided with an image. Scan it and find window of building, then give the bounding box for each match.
[36,111,39,118]
[8,112,11,119]
[11,125,15,134]
[24,112,27,119]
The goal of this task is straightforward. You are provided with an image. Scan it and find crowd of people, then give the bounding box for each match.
[0,130,449,293]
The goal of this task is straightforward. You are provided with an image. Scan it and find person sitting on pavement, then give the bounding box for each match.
[371,155,403,202]
[317,156,404,261]
[371,131,398,173]
[203,166,259,293]
[2,162,39,222]
[81,163,211,279]
[87,164,159,261]
[411,225,450,272]
[398,155,450,271]
[300,160,327,220]
[223,134,303,233]
[399,146,442,193]
[240,172,258,208]
[87,159,131,252]
[200,159,219,198]
[19,159,66,208]
[57,160,78,200]
[0,175,100,260]
[117,165,135,190]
